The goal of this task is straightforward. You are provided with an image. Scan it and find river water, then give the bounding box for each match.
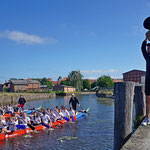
[0,95,114,150]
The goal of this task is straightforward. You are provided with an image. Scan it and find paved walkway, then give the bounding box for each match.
[121,125,150,150]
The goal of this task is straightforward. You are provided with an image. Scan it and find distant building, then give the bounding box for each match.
[123,70,146,83]
[61,77,68,81]
[2,79,41,92]
[47,78,53,82]
[52,81,61,86]
[53,85,76,93]
[87,79,97,84]
[40,85,48,91]
[112,79,123,83]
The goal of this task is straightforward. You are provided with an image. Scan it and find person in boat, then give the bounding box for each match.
[0,106,4,115]
[54,106,62,120]
[3,105,10,114]
[30,112,41,126]
[13,103,19,113]
[62,106,70,118]
[47,109,57,122]
[0,116,6,133]
[59,108,64,119]
[8,104,14,114]
[18,95,26,111]
[69,93,80,115]
[40,109,52,126]
[19,112,31,127]
[6,116,18,132]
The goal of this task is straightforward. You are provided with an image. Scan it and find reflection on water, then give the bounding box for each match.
[0,95,114,150]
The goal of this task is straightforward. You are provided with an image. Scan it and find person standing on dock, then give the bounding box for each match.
[18,95,26,111]
[141,32,150,125]
[69,93,80,115]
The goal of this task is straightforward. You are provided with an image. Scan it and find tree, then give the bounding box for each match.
[97,75,114,88]
[68,70,83,91]
[83,79,91,91]
[41,77,52,89]
[91,81,98,88]
[60,80,73,86]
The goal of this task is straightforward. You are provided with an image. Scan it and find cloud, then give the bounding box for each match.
[81,69,119,74]
[0,30,58,45]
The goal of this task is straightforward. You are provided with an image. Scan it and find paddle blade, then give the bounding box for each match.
[16,125,26,129]
[71,116,74,122]
[38,106,42,110]
[27,124,35,130]
[41,123,50,128]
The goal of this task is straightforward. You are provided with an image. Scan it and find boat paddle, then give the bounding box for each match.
[79,106,90,116]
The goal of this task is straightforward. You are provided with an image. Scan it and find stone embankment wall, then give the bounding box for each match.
[0,93,56,104]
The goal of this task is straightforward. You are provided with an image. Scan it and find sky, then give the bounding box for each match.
[0,0,150,83]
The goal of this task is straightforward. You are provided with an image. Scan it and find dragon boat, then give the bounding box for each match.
[0,112,86,141]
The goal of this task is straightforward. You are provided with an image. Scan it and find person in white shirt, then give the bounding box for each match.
[20,112,31,127]
[6,117,18,132]
[40,109,52,126]
[0,116,6,133]
[30,112,41,125]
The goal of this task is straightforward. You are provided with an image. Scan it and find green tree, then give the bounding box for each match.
[68,70,83,91]
[41,78,52,89]
[97,75,114,88]
[83,79,91,91]
[91,81,98,88]
[60,80,73,86]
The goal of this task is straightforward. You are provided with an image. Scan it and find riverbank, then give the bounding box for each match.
[0,92,96,104]
[0,92,56,104]
[56,92,96,96]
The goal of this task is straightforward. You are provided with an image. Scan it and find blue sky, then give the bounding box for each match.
[0,0,150,83]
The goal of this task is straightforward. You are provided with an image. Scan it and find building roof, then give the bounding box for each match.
[27,80,40,84]
[61,77,68,81]
[112,79,123,82]
[10,79,40,85]
[123,69,146,75]
[52,81,61,85]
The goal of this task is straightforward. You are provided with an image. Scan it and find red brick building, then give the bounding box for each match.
[4,80,41,92]
[123,70,146,83]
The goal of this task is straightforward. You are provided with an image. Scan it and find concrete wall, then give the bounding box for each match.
[0,93,56,104]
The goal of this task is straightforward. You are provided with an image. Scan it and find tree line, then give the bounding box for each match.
[10,70,114,92]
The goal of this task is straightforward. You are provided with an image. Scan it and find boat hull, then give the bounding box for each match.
[0,113,85,141]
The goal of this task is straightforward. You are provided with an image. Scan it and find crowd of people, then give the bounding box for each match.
[0,105,77,133]
[0,93,81,134]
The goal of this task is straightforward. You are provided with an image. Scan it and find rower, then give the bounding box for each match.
[0,116,6,133]
[30,112,41,126]
[49,109,57,122]
[54,106,62,120]
[62,107,70,118]
[6,117,18,132]
[19,112,31,127]
[40,109,52,126]
[0,106,4,115]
